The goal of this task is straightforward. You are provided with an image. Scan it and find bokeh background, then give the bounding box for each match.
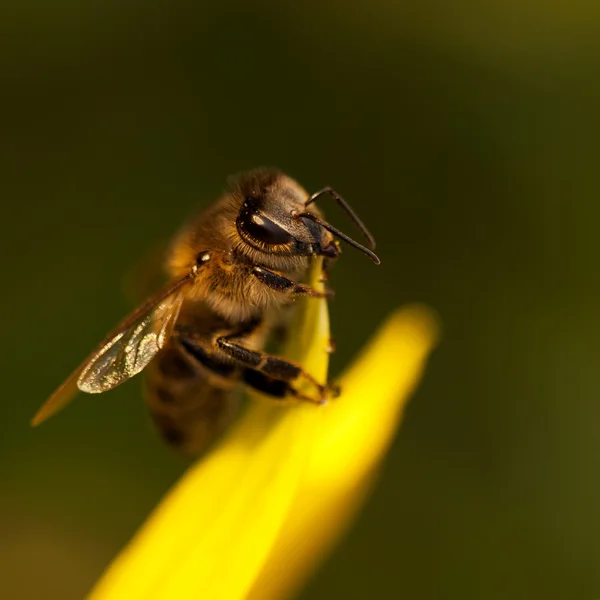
[2,1,600,598]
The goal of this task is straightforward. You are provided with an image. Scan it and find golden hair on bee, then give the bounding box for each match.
[32,167,380,455]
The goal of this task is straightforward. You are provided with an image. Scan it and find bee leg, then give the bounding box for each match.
[241,369,323,404]
[252,266,334,299]
[216,336,334,403]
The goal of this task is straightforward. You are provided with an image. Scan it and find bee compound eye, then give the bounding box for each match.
[239,211,294,246]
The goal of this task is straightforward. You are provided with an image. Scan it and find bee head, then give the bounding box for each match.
[231,168,379,265]
[234,169,339,259]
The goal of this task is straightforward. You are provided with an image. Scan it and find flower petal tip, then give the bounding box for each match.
[387,303,441,347]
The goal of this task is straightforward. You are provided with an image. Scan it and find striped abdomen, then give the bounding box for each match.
[144,339,240,456]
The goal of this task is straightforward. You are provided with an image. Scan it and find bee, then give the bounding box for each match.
[32,168,380,455]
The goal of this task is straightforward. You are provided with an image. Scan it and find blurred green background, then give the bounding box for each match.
[2,1,600,598]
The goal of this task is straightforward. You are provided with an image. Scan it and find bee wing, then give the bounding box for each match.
[77,292,184,393]
[31,273,194,426]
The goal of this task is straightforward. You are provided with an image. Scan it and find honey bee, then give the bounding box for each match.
[32,168,380,455]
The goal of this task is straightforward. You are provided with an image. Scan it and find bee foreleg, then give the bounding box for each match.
[252,266,333,299]
[215,336,333,403]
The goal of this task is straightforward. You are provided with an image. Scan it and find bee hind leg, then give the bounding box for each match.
[216,336,338,404]
[242,369,333,405]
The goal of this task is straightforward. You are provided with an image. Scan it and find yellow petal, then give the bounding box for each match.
[248,305,440,600]
[87,257,439,600]
[88,259,331,600]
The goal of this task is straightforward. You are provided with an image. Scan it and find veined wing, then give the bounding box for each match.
[31,273,194,426]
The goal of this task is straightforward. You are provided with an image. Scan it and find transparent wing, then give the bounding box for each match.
[77,293,183,393]
[31,274,193,426]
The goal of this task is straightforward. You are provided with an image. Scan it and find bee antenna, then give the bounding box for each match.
[297,212,381,265]
[305,187,377,250]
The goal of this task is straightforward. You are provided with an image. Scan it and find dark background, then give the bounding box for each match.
[2,1,600,599]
